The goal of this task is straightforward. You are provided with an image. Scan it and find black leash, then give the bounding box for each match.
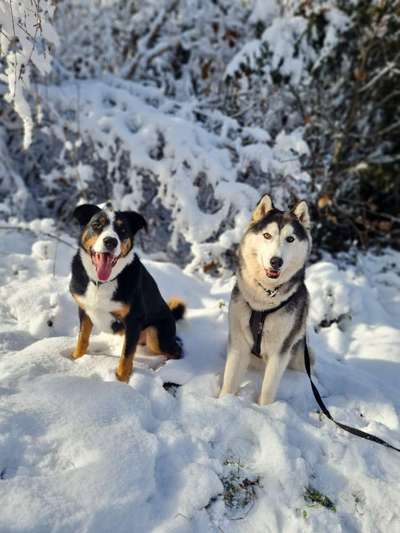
[250,308,400,452]
[303,342,400,452]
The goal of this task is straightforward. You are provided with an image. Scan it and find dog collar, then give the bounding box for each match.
[256,280,280,298]
[90,277,117,286]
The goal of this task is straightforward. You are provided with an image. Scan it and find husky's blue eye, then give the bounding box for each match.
[263,232,272,240]
[286,236,295,243]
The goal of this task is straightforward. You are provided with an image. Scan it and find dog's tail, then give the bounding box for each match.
[168,297,186,321]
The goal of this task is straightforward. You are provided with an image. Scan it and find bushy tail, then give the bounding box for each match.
[168,298,186,321]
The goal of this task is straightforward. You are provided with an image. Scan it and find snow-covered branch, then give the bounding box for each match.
[0,0,58,148]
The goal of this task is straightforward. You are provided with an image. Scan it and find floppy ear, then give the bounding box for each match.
[73,204,101,227]
[292,200,311,229]
[124,211,147,235]
[252,194,274,223]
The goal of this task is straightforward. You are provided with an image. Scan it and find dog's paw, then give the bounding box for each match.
[115,367,132,383]
[71,350,86,360]
[165,352,182,360]
[257,396,274,406]
[165,338,184,360]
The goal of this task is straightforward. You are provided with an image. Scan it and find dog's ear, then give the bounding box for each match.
[252,194,274,222]
[73,204,101,227]
[292,200,311,229]
[124,211,147,235]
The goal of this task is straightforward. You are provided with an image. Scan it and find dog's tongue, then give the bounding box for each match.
[266,268,280,279]
[93,252,114,281]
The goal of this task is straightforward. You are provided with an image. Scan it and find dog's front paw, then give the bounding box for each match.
[258,395,274,406]
[115,365,132,383]
[71,350,86,360]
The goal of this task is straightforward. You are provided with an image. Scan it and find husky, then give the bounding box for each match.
[219,194,314,405]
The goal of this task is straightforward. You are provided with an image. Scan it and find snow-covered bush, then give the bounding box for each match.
[225,0,400,251]
[0,0,398,268]
[26,78,310,269]
[0,0,58,148]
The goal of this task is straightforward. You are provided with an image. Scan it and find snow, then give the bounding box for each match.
[0,226,400,532]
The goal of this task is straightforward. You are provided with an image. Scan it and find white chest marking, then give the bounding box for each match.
[77,281,119,333]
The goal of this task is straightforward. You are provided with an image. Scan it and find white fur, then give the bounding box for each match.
[255,221,309,278]
[293,201,311,229]
[75,279,119,333]
[92,209,122,257]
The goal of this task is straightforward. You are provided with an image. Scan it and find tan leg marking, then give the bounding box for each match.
[115,336,137,383]
[72,312,93,359]
[138,329,147,345]
[146,326,162,355]
[111,303,131,320]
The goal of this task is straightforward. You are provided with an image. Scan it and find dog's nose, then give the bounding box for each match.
[270,256,283,270]
[103,237,118,251]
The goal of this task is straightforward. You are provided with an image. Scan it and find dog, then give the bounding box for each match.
[219,194,314,405]
[69,202,185,382]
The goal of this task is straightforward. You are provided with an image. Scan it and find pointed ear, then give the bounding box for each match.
[125,211,147,235]
[292,200,311,229]
[73,204,101,226]
[252,194,274,223]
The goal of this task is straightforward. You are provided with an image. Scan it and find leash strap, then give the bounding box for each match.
[304,342,400,452]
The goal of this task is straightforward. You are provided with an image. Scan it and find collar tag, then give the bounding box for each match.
[256,280,279,298]
[266,288,279,298]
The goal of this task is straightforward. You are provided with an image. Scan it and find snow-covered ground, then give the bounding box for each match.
[0,222,400,532]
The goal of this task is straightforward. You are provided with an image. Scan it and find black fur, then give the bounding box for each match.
[124,211,147,234]
[70,206,182,360]
[169,303,186,321]
[249,209,308,241]
[73,205,147,249]
[73,204,101,227]
[281,284,308,354]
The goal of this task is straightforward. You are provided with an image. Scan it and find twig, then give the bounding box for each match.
[124,0,179,79]
[0,225,75,249]
[9,0,18,98]
[358,59,399,93]
[0,29,11,42]
[339,200,400,224]
[52,239,59,278]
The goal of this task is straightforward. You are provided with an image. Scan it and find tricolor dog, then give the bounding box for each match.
[70,203,185,382]
[220,194,314,405]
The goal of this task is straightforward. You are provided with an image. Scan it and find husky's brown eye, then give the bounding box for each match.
[263,232,272,240]
[286,236,295,243]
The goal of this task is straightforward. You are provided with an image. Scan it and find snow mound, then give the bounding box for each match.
[0,228,400,532]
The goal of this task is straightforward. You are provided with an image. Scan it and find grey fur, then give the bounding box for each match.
[220,195,314,405]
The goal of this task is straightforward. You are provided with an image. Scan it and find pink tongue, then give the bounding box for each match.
[94,253,114,281]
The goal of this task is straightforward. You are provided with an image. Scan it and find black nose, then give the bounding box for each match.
[103,237,118,251]
[270,256,283,270]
